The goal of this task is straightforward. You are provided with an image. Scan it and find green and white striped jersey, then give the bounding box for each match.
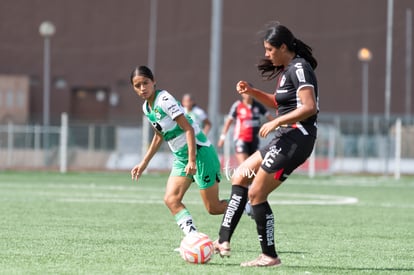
[143,90,210,153]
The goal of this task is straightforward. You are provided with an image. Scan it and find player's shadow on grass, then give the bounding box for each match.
[208,251,310,267]
[279,250,309,255]
[207,262,241,267]
[243,248,308,255]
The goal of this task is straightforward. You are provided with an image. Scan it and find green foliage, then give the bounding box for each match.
[0,171,413,274]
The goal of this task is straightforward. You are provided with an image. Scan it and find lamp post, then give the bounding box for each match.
[39,21,55,153]
[358,48,372,170]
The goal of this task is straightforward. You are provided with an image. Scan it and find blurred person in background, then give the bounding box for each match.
[182,93,212,135]
[218,91,273,165]
[218,91,274,219]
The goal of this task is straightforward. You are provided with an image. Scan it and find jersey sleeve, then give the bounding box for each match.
[288,61,315,91]
[193,106,208,121]
[227,101,239,119]
[159,91,185,120]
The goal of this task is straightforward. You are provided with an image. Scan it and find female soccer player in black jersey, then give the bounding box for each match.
[214,22,319,267]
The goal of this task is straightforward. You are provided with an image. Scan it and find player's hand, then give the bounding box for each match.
[131,161,147,181]
[236,81,252,95]
[217,139,224,148]
[185,161,197,176]
[259,120,279,138]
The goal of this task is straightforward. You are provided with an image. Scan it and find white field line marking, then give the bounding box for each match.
[56,198,414,208]
[290,177,414,188]
[58,198,163,204]
[269,193,358,205]
[359,202,414,209]
[0,183,142,191]
[4,182,413,207]
[3,183,412,207]
[0,182,359,205]
[56,193,358,206]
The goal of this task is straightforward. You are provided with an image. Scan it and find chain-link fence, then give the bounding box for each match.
[1,113,414,175]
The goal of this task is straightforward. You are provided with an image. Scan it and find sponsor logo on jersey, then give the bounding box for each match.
[168,104,180,115]
[294,63,306,82]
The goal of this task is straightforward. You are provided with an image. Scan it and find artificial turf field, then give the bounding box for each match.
[0,171,413,274]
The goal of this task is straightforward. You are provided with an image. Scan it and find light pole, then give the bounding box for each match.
[358,48,372,170]
[39,21,55,153]
[384,0,394,175]
[208,0,223,144]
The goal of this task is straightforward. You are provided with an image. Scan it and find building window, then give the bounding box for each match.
[6,90,13,107]
[96,90,106,102]
[17,90,25,108]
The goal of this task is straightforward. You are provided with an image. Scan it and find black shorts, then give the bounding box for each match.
[259,127,316,181]
[235,138,259,156]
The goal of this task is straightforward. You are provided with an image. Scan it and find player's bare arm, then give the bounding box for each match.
[217,117,233,148]
[131,131,163,181]
[237,80,276,108]
[202,118,212,135]
[175,114,197,176]
[259,87,317,138]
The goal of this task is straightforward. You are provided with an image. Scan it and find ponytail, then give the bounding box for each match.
[294,38,318,70]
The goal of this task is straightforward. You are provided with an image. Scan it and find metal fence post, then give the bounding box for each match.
[60,113,68,173]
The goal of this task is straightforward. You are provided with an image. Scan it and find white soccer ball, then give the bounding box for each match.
[179,232,214,264]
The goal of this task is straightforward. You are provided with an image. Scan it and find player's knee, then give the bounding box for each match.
[205,202,224,215]
[204,203,215,215]
[163,195,177,209]
[206,207,220,215]
[248,189,261,204]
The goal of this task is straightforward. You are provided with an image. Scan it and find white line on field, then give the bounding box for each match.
[56,193,359,206]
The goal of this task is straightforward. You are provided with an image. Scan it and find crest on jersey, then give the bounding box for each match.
[154,109,161,120]
[279,75,286,87]
[240,108,247,117]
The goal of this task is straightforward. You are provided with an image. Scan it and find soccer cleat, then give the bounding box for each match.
[213,239,231,257]
[240,253,282,267]
[244,200,255,219]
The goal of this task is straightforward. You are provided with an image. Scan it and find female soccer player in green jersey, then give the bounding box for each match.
[130,65,227,236]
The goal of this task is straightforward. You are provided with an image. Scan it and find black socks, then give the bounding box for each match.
[218,185,248,243]
[218,186,278,259]
[252,201,278,258]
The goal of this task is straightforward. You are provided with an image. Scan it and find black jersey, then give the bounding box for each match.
[275,56,318,136]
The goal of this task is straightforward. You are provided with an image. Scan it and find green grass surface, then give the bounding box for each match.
[0,171,413,274]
